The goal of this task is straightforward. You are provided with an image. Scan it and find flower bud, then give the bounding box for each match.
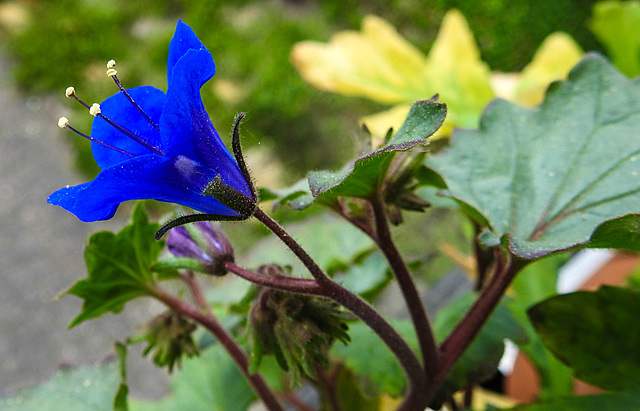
[248,271,352,385]
[166,221,233,276]
[141,312,199,373]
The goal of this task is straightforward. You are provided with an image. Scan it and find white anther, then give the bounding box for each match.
[106,59,116,69]
[106,68,117,77]
[89,103,101,116]
[57,117,69,129]
[65,87,76,98]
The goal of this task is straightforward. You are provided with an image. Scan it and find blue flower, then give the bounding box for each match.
[166,221,233,276]
[48,21,252,222]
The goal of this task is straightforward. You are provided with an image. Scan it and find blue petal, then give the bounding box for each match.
[167,20,215,87]
[47,155,241,222]
[161,48,251,196]
[91,86,165,169]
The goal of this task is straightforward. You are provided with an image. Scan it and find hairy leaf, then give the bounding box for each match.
[429,54,640,258]
[528,286,640,391]
[67,204,162,327]
[308,100,445,200]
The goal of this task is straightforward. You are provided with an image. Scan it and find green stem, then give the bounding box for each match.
[150,286,284,411]
[370,193,440,381]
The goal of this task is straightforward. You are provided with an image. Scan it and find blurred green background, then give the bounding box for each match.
[0,0,603,180]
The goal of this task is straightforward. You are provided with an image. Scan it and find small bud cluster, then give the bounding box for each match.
[141,312,199,373]
[248,266,352,385]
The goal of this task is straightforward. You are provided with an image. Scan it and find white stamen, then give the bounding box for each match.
[57,116,69,129]
[106,59,116,69]
[89,103,101,116]
[65,87,75,98]
[106,68,117,77]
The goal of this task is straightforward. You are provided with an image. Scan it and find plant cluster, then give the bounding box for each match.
[3,2,640,410]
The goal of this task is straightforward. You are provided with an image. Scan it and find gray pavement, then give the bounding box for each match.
[0,54,168,399]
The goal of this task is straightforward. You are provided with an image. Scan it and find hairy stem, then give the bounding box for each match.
[370,193,440,381]
[181,271,214,316]
[252,208,332,286]
[225,262,323,294]
[150,286,284,411]
[251,207,427,409]
[436,254,529,383]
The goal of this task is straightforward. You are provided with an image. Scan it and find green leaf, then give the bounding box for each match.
[335,367,380,410]
[247,212,373,275]
[507,391,640,410]
[259,179,314,210]
[67,203,162,327]
[528,285,640,391]
[430,292,528,408]
[590,1,640,78]
[308,100,446,201]
[331,319,418,397]
[428,54,640,259]
[130,344,255,411]
[338,252,391,299]
[0,360,121,410]
[508,255,574,401]
[588,213,640,252]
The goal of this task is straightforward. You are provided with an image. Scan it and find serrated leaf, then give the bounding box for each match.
[307,100,446,201]
[0,360,121,410]
[331,319,418,398]
[590,1,640,78]
[67,204,162,327]
[130,344,255,411]
[528,286,640,391]
[429,54,640,259]
[430,293,528,408]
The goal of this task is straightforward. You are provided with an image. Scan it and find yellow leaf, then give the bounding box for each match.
[512,32,583,106]
[292,10,581,138]
[291,10,494,136]
[453,386,517,409]
[426,9,494,129]
[290,15,430,104]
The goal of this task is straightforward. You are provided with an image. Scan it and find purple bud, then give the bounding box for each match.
[166,221,234,275]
